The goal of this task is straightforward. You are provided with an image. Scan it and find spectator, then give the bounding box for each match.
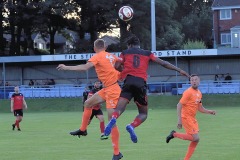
[28,79,34,86]
[75,78,82,85]
[5,81,10,86]
[219,74,225,82]
[214,74,219,83]
[49,79,55,85]
[34,80,40,85]
[225,73,232,83]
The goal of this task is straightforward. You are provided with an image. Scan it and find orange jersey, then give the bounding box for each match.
[180,87,202,118]
[88,51,119,87]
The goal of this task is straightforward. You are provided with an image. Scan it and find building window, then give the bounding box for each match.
[221,33,231,44]
[220,9,231,20]
[38,43,44,49]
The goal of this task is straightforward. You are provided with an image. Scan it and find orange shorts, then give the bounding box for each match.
[182,117,199,135]
[97,83,121,109]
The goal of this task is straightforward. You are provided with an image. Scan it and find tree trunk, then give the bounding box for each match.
[9,22,16,55]
[49,26,56,54]
[25,27,34,55]
[16,26,22,55]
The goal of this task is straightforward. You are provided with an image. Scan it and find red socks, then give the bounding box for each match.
[112,112,120,119]
[100,121,105,134]
[15,120,20,129]
[130,117,142,128]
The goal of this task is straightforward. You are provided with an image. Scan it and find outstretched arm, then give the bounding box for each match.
[153,58,190,78]
[57,62,94,71]
[198,103,216,115]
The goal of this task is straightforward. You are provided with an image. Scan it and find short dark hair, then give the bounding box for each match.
[127,35,140,46]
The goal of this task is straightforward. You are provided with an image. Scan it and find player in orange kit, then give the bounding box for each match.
[57,39,122,160]
[166,74,216,160]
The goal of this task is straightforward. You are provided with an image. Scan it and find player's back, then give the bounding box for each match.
[121,47,153,81]
[88,51,119,87]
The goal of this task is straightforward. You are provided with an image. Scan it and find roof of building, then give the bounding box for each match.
[212,0,240,8]
[101,35,120,46]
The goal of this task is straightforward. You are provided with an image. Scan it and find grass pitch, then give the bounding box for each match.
[0,95,240,160]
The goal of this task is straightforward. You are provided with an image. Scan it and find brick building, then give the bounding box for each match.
[212,0,240,48]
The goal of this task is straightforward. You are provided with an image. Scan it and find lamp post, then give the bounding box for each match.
[151,0,156,51]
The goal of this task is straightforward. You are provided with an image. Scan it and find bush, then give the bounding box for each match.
[34,48,50,55]
[183,40,207,49]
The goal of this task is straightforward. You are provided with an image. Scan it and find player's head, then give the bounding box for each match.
[14,86,20,93]
[127,35,140,48]
[94,80,101,89]
[94,39,107,53]
[190,74,200,89]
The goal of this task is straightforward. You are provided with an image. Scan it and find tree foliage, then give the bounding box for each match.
[183,39,207,49]
[0,0,215,56]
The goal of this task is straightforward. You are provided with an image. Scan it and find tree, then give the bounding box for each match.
[116,0,183,50]
[74,0,120,52]
[33,0,78,54]
[175,0,214,48]
[0,0,6,54]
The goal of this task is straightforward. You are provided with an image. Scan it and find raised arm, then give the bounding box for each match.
[153,58,190,78]
[57,62,94,71]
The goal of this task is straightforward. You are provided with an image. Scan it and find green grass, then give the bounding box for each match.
[0,95,240,160]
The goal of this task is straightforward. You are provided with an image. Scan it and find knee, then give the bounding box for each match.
[84,100,91,108]
[193,137,200,142]
[140,113,148,121]
[98,116,104,122]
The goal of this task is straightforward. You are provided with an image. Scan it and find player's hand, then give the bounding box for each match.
[177,123,182,129]
[179,70,190,78]
[177,119,182,129]
[209,110,216,115]
[57,64,67,70]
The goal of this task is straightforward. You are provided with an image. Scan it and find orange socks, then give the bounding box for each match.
[80,107,92,131]
[184,141,198,160]
[111,126,120,155]
[173,133,194,141]
[173,132,198,160]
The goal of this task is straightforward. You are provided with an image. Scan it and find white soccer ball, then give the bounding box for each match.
[118,6,134,21]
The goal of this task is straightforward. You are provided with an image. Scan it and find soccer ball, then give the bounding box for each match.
[118,6,134,21]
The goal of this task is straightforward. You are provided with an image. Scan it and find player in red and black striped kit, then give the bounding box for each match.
[11,86,28,131]
[105,35,189,144]
[83,81,108,140]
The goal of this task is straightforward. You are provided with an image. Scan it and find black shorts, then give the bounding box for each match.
[13,109,23,117]
[90,109,103,121]
[120,75,148,106]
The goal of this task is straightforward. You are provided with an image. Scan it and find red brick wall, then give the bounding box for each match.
[213,8,240,45]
